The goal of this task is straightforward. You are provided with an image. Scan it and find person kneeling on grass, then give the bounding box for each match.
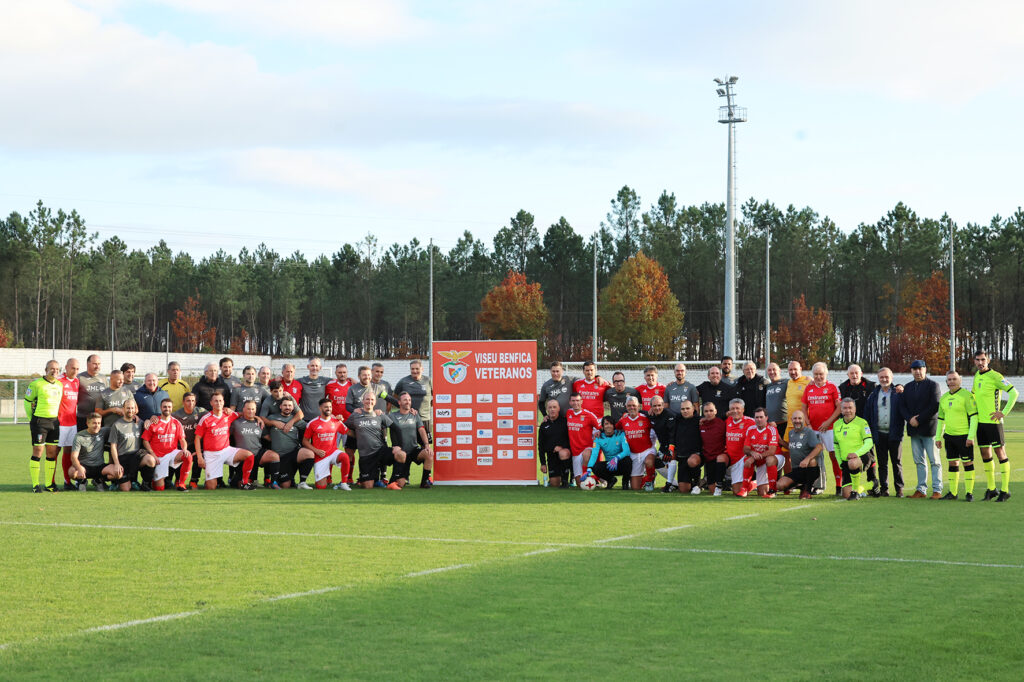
[538,399,572,488]
[302,398,352,491]
[387,391,434,489]
[262,394,306,488]
[194,393,257,490]
[108,399,157,492]
[776,410,822,499]
[672,400,703,494]
[141,398,193,491]
[833,398,876,500]
[586,416,630,488]
[68,412,116,491]
[742,407,782,498]
[345,392,403,489]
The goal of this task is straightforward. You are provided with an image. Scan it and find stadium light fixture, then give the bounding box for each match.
[714,78,724,85]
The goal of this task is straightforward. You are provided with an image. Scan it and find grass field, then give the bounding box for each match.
[2,420,1023,680]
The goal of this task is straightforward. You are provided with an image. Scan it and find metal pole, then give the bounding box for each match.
[110,319,115,369]
[724,118,737,359]
[166,320,170,369]
[592,235,598,364]
[52,318,56,360]
[428,238,434,362]
[950,221,955,371]
[765,225,770,368]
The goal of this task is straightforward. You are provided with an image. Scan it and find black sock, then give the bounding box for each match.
[420,468,432,485]
[715,461,727,486]
[140,465,155,483]
[264,461,280,484]
[298,459,314,481]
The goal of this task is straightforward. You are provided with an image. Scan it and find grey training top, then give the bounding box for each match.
[297,375,328,421]
[72,428,109,467]
[107,418,143,458]
[99,386,136,428]
[765,378,789,424]
[663,380,699,416]
[230,417,264,452]
[171,407,207,450]
[786,426,820,466]
[538,376,576,414]
[388,411,424,452]
[268,418,306,454]
[394,374,433,422]
[345,410,394,454]
[76,372,107,421]
[232,384,270,413]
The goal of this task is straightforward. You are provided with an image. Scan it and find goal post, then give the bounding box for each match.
[559,360,726,387]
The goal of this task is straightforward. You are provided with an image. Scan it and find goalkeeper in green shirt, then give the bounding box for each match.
[936,371,978,501]
[972,350,1019,502]
[832,398,875,500]
[24,360,64,493]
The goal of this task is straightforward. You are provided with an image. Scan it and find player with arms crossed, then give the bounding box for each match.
[25,360,64,492]
[972,350,1018,501]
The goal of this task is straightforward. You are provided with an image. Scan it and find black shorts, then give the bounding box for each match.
[345,432,359,452]
[277,449,299,476]
[784,466,816,486]
[406,445,425,464]
[116,451,141,484]
[943,434,974,462]
[30,416,60,446]
[80,464,107,480]
[358,446,396,483]
[976,423,1005,448]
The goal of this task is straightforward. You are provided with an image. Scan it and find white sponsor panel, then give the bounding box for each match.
[497,435,514,445]
[517,411,534,420]
[456,408,473,418]
[476,394,493,403]
[477,445,493,455]
[517,393,533,403]
[497,394,514,403]
[497,449,513,459]
[476,429,493,439]
[497,407,514,417]
[517,437,534,447]
[497,419,513,429]
[456,394,472,404]
[435,408,452,418]
[456,435,472,445]
[517,450,534,459]
[435,423,451,433]
[456,422,473,431]
[456,449,473,459]
[476,412,493,422]
[435,394,452,404]
[477,457,493,466]
[436,451,452,461]
[436,437,452,447]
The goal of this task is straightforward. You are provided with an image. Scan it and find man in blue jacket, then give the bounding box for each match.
[864,367,905,497]
[900,360,943,498]
[133,373,170,422]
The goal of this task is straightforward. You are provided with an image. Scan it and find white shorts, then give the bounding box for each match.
[203,446,241,479]
[728,459,747,485]
[154,449,184,480]
[314,449,346,481]
[754,457,779,486]
[629,447,657,476]
[818,430,835,451]
[59,425,77,448]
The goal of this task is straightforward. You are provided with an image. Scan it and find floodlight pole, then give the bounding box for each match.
[429,238,434,364]
[949,221,955,371]
[765,224,770,367]
[716,76,747,360]
[592,235,598,364]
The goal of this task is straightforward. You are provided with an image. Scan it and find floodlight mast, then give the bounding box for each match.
[715,75,747,360]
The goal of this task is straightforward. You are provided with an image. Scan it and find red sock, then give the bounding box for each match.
[241,454,254,485]
[61,450,72,484]
[743,465,754,483]
[642,466,656,484]
[829,453,842,489]
[153,481,165,491]
[767,464,777,490]
[339,452,351,481]
[178,454,192,486]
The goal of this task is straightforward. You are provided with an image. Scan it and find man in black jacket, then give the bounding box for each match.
[900,360,943,498]
[538,399,571,488]
[735,361,769,417]
[672,400,703,494]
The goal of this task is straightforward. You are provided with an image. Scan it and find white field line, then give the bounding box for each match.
[778,504,813,512]
[264,585,351,602]
[404,563,473,578]
[724,513,761,521]
[83,611,201,633]
[593,533,642,543]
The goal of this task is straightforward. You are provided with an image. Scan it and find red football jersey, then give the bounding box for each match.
[143,417,185,457]
[58,375,80,427]
[325,379,353,420]
[725,416,756,464]
[304,416,348,459]
[616,413,654,454]
[743,424,779,457]
[802,382,840,430]
[566,408,601,456]
[195,411,239,451]
[635,383,666,411]
[700,418,726,458]
[281,379,303,403]
[572,379,607,418]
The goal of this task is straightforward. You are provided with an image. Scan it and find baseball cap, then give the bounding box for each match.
[910,360,926,369]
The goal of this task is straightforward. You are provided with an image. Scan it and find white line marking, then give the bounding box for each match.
[778,504,813,512]
[264,585,351,602]
[657,524,694,532]
[81,610,201,633]
[593,534,641,543]
[404,563,473,578]
[724,513,760,521]
[521,548,561,556]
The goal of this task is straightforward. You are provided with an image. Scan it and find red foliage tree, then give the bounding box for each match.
[172,295,216,353]
[885,272,957,371]
[773,295,837,366]
[477,271,549,341]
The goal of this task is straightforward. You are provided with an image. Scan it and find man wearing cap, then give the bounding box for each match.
[900,360,943,498]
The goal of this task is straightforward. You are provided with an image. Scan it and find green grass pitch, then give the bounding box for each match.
[1,420,1023,680]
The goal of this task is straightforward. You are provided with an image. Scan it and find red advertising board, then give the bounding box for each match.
[431,340,538,485]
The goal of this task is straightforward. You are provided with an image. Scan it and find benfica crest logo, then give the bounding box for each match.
[439,350,471,384]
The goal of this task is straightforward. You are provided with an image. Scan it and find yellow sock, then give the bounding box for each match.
[999,460,1011,493]
[948,465,961,496]
[984,459,996,490]
[30,458,40,488]
[963,466,976,495]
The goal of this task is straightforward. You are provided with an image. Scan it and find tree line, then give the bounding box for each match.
[2,190,1022,373]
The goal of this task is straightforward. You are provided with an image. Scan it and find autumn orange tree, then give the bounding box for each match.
[600,252,683,359]
[0,319,11,348]
[171,294,217,352]
[773,295,836,365]
[885,272,956,371]
[477,271,549,340]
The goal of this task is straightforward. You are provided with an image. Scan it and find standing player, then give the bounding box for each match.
[603,372,640,424]
[699,402,728,496]
[742,407,781,498]
[664,363,699,417]
[972,350,1018,501]
[231,365,270,413]
[395,360,433,439]
[566,393,601,485]
[219,357,243,393]
[279,363,303,405]
[724,399,756,496]
[802,362,842,495]
[636,365,666,411]
[735,361,769,417]
[97,369,135,428]
[901,359,943,499]
[193,363,232,412]
[68,412,114,490]
[76,354,106,430]
[194,393,257,490]
[56,357,81,489]
[142,398,193,491]
[326,363,354,422]
[172,392,207,489]
[25,360,64,492]
[158,361,190,411]
[764,362,789,477]
[298,357,329,424]
[302,398,351,490]
[864,368,906,497]
[572,361,609,418]
[388,392,434,488]
[538,399,572,488]
[538,361,576,416]
[936,371,978,501]
[697,366,735,419]
[133,373,169,422]
[719,356,736,386]
[120,363,142,394]
[832,398,875,500]
[616,397,657,491]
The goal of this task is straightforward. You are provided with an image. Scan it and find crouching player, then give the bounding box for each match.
[586,416,630,488]
[672,400,703,494]
[345,392,403,489]
[833,398,875,500]
[302,398,351,491]
[699,402,729,496]
[388,391,434,489]
[776,410,822,499]
[262,394,306,488]
[142,398,193,491]
[742,407,781,498]
[194,393,257,490]
[68,412,115,490]
[109,399,156,491]
[616,396,657,491]
[725,399,756,496]
[538,399,571,488]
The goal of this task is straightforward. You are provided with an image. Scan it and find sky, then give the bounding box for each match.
[1,0,1022,258]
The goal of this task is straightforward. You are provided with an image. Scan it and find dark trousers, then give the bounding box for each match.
[874,435,904,492]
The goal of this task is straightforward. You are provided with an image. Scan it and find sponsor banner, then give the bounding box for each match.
[432,340,538,484]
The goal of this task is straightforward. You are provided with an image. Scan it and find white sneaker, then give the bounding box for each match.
[712,487,722,497]
[333,482,351,491]
[690,486,702,495]
[296,482,313,490]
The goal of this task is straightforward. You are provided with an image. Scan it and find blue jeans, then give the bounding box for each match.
[909,436,942,493]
